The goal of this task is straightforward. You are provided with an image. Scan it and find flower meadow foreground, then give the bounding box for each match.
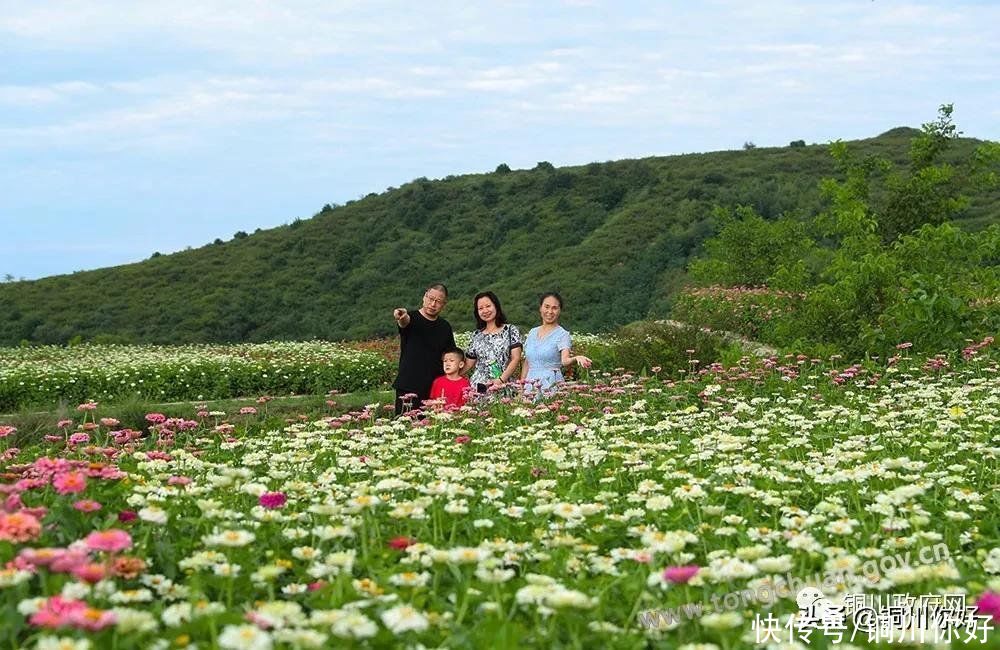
[1,343,999,649]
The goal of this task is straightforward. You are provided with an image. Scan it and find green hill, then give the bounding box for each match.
[2,128,999,345]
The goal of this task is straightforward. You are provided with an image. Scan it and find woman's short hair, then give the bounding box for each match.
[538,292,564,309]
[473,291,508,330]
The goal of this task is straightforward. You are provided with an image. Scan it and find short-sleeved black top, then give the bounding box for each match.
[393,309,456,397]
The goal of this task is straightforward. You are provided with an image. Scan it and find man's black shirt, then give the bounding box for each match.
[393,309,456,399]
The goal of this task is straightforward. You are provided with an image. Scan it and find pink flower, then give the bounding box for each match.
[84,529,132,553]
[308,580,327,592]
[71,562,108,584]
[0,425,16,438]
[73,500,102,513]
[56,419,74,429]
[17,547,62,568]
[52,471,87,495]
[167,475,191,486]
[76,401,98,411]
[118,510,138,523]
[68,432,90,445]
[895,341,913,350]
[0,511,42,543]
[68,606,116,631]
[144,413,166,424]
[663,565,700,584]
[49,549,90,573]
[453,435,471,444]
[976,591,1000,621]
[239,406,258,415]
[29,596,87,628]
[258,492,287,509]
[99,418,119,427]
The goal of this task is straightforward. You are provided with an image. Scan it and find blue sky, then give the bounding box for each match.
[2,0,998,280]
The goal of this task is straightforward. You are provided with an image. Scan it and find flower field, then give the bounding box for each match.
[1,340,999,649]
[0,343,394,412]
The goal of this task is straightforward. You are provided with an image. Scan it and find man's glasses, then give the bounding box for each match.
[424,294,446,305]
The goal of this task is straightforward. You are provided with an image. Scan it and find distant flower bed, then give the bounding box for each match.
[0,343,394,411]
[671,285,805,342]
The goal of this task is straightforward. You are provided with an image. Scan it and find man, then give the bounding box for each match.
[392,283,456,415]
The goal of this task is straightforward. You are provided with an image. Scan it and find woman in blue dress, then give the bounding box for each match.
[520,292,592,397]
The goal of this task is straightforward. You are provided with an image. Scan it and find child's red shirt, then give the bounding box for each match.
[429,375,471,407]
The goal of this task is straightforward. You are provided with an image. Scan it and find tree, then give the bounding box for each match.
[789,140,806,148]
[494,163,511,174]
[3,274,13,282]
[743,141,757,150]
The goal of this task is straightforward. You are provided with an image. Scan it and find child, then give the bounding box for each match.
[429,347,472,408]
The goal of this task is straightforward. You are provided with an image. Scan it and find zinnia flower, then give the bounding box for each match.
[0,511,42,543]
[84,529,132,553]
[663,565,700,584]
[388,536,416,551]
[258,492,287,509]
[976,591,1000,621]
[52,471,87,495]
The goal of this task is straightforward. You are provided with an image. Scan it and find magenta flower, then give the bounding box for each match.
[258,492,287,509]
[976,591,1000,621]
[663,565,700,584]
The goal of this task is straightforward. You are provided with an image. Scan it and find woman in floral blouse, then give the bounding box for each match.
[464,291,522,399]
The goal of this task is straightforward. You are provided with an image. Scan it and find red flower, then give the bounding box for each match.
[388,536,416,551]
[453,435,471,444]
[117,510,138,523]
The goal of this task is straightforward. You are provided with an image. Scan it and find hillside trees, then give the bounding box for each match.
[683,105,1000,356]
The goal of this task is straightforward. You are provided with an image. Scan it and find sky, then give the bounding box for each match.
[1,1,998,281]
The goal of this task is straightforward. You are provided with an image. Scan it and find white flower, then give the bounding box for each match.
[35,638,91,650]
[700,612,743,629]
[18,597,46,616]
[475,566,516,584]
[203,529,256,547]
[112,608,158,634]
[109,589,154,604]
[380,605,430,634]
[983,548,1000,574]
[138,506,168,524]
[161,603,192,627]
[218,624,273,650]
[0,568,32,588]
[331,612,378,639]
[645,495,674,511]
[389,571,431,588]
[272,629,328,648]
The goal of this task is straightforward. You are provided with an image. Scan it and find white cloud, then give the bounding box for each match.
[0,81,99,106]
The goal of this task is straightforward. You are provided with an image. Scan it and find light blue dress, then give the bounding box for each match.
[523,325,571,396]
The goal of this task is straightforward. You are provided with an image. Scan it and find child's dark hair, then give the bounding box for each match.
[442,346,465,360]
